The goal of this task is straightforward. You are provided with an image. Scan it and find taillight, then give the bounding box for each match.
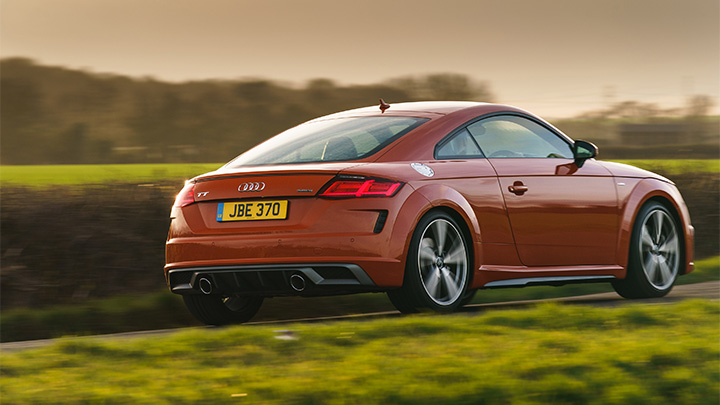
[320,178,402,198]
[174,183,196,207]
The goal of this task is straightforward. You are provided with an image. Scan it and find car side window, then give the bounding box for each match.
[466,116,573,158]
[436,129,485,159]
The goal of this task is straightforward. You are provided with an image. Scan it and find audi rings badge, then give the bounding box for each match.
[238,182,266,192]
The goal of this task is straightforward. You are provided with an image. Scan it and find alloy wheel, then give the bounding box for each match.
[638,209,679,290]
[417,218,468,306]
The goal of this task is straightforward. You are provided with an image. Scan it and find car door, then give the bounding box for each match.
[467,114,618,267]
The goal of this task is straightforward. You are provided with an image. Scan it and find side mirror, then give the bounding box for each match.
[573,140,597,168]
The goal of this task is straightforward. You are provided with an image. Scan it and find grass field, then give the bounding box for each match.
[2,299,717,404]
[1,160,718,186]
[0,163,222,186]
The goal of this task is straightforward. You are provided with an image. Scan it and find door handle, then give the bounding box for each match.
[508,182,528,195]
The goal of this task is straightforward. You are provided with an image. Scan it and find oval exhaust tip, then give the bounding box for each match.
[289,274,306,292]
[198,277,213,295]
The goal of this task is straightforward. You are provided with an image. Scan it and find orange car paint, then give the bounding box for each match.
[165,102,694,294]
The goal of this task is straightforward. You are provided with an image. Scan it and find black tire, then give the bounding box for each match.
[183,294,264,325]
[387,288,420,314]
[388,211,471,312]
[612,202,682,299]
[459,289,477,307]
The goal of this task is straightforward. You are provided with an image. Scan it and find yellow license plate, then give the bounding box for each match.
[217,200,288,222]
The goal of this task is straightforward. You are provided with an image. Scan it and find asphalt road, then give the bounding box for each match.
[2,280,718,353]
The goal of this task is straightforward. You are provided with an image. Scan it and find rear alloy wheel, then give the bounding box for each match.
[388,212,470,312]
[613,202,681,299]
[183,294,263,325]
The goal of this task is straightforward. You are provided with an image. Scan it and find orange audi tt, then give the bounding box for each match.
[165,101,694,325]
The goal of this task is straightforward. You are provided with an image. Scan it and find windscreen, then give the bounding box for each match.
[225,116,428,167]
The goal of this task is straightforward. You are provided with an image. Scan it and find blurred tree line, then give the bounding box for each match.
[552,95,718,158]
[2,58,716,164]
[0,58,493,165]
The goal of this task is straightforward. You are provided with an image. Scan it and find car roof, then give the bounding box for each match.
[343,101,489,115]
[314,101,526,120]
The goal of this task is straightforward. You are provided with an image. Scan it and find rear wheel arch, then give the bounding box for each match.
[430,206,477,266]
[398,203,480,277]
[390,187,482,275]
[411,184,483,240]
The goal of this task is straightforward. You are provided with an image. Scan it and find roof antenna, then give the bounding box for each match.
[379,98,390,113]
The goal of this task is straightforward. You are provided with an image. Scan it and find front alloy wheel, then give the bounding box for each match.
[613,202,681,299]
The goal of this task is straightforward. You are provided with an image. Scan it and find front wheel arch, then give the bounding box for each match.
[615,179,692,276]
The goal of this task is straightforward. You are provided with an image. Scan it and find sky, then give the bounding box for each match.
[2,0,718,117]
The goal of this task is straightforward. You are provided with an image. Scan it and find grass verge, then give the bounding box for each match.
[1,160,718,186]
[2,256,717,343]
[1,300,718,404]
[611,159,720,175]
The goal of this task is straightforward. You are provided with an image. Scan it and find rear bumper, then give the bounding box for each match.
[164,185,438,290]
[167,263,381,297]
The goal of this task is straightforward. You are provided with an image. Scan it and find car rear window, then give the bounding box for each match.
[225,116,428,167]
